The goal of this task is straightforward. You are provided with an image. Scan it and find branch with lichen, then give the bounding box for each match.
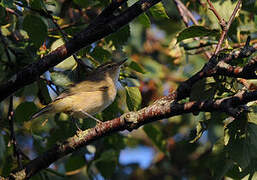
[5,87,257,179]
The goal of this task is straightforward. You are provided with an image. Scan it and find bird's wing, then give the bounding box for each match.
[69,80,108,92]
[54,81,109,101]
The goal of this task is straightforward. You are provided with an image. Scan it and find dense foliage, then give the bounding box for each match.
[0,0,257,179]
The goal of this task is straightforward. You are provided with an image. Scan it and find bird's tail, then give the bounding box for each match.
[30,105,53,120]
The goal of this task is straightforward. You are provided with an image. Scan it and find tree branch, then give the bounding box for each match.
[8,96,22,169]
[7,88,257,179]
[175,43,257,101]
[0,0,162,102]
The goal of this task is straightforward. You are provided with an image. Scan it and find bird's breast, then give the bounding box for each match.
[73,82,117,117]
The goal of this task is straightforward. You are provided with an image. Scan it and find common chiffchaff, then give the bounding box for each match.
[31,60,127,122]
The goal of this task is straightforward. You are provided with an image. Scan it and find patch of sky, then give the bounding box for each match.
[119,145,155,169]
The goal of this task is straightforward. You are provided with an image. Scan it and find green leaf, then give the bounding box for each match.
[37,79,52,105]
[177,26,219,43]
[0,134,5,162]
[141,57,164,78]
[65,155,86,172]
[143,124,167,154]
[242,0,257,13]
[137,13,151,28]
[248,104,257,124]
[102,98,121,120]
[225,115,257,171]
[105,25,130,48]
[0,6,7,25]
[206,1,238,29]
[14,102,38,122]
[50,72,73,88]
[73,0,99,8]
[128,61,145,74]
[51,39,76,70]
[90,46,112,63]
[94,150,118,179]
[29,0,45,10]
[104,134,126,150]
[125,86,142,111]
[190,78,216,101]
[23,14,47,48]
[211,137,235,180]
[0,0,14,8]
[189,121,207,143]
[149,2,169,20]
[254,15,257,28]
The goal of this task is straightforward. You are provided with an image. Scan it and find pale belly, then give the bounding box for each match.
[53,90,116,118]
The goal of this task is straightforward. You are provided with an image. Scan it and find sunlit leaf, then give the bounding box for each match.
[149,2,169,20]
[50,72,73,88]
[125,86,142,111]
[51,39,76,70]
[137,13,151,28]
[189,121,207,143]
[207,1,238,28]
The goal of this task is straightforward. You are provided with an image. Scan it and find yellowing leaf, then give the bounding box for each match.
[149,2,169,20]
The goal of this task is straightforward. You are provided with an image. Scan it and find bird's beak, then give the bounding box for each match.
[117,59,127,66]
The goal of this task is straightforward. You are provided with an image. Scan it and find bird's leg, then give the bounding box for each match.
[81,110,102,123]
[71,116,82,131]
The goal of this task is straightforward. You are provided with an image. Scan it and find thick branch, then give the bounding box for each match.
[7,90,257,179]
[0,0,161,102]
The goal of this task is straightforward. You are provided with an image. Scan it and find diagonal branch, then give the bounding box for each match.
[7,88,257,179]
[0,0,162,102]
[175,43,257,101]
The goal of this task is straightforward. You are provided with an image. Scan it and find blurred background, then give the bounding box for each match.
[1,0,257,179]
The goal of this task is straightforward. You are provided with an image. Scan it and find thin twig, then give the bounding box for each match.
[174,0,199,25]
[206,0,224,25]
[207,0,242,55]
[8,96,22,168]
